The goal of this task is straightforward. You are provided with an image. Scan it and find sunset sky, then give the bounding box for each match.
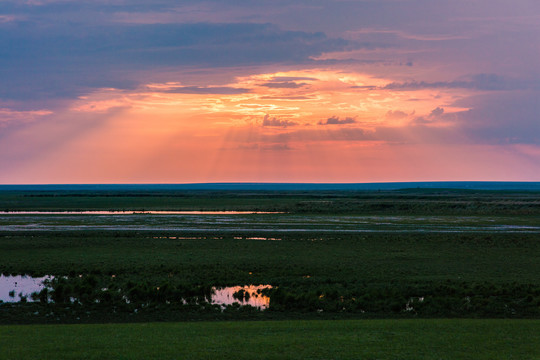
[1,0,540,184]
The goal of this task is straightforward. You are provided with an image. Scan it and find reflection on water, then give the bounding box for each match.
[0,275,53,302]
[152,236,281,241]
[3,212,539,233]
[2,211,280,215]
[212,285,272,309]
[0,276,431,313]
[1,275,272,310]
[234,236,281,241]
[151,236,222,240]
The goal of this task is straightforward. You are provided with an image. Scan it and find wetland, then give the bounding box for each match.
[0,187,539,323]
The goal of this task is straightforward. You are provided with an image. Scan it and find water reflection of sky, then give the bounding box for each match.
[1,275,272,310]
[1,214,539,233]
[0,275,52,302]
[1,211,279,215]
[212,285,272,309]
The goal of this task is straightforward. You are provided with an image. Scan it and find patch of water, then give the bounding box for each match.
[1,211,281,215]
[212,285,272,309]
[150,236,281,241]
[3,224,540,233]
[235,237,281,241]
[1,275,273,310]
[150,236,223,240]
[0,275,53,303]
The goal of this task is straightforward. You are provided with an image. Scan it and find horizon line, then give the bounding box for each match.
[1,181,540,191]
[1,180,540,186]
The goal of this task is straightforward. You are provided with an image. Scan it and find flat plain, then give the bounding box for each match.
[0,187,539,358]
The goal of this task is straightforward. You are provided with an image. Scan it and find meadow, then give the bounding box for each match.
[2,187,540,215]
[0,188,539,357]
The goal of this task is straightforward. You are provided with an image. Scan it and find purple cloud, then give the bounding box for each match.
[318,116,356,125]
[262,115,298,127]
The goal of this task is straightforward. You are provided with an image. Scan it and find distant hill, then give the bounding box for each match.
[1,182,540,191]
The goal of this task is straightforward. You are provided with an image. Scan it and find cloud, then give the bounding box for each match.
[259,95,314,100]
[262,115,298,127]
[0,22,351,102]
[236,143,259,150]
[452,92,540,144]
[318,116,356,125]
[250,122,466,146]
[0,108,53,130]
[0,15,17,23]
[412,107,445,124]
[263,143,292,151]
[259,75,317,89]
[385,110,409,119]
[270,76,318,82]
[382,74,528,91]
[233,142,291,151]
[261,82,308,89]
[430,107,444,117]
[156,86,251,94]
[350,85,377,90]
[407,93,540,145]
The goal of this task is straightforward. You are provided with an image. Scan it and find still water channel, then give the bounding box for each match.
[1,212,539,232]
[1,211,279,215]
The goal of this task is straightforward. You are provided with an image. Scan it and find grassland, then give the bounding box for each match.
[1,188,540,215]
[2,319,540,360]
[1,229,539,323]
[0,188,539,357]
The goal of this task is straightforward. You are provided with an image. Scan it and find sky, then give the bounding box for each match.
[1,0,540,184]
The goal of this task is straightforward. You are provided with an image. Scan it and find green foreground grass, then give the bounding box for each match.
[2,319,539,360]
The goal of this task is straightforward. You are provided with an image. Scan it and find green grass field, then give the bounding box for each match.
[2,319,539,360]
